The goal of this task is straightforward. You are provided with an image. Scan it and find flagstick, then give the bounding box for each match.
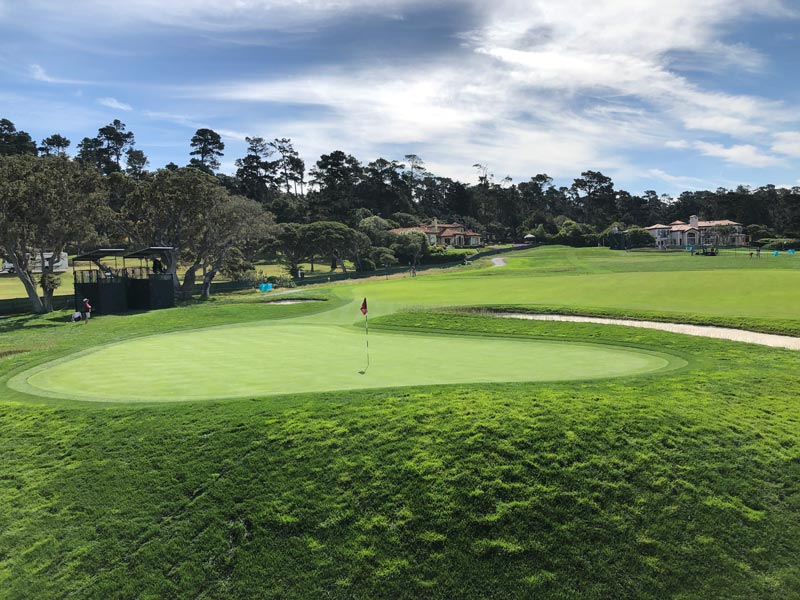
[364,312,370,371]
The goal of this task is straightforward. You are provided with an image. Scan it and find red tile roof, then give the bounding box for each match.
[646,218,742,233]
[698,219,740,227]
[440,228,463,237]
[388,222,481,242]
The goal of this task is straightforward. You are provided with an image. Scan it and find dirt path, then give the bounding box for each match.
[495,313,800,350]
[491,257,507,267]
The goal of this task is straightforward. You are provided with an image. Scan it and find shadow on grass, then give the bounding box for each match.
[0,314,59,332]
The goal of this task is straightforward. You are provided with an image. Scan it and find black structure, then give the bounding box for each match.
[73,247,176,315]
[122,247,175,310]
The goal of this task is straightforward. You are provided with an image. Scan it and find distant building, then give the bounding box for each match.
[389,220,482,247]
[645,215,746,248]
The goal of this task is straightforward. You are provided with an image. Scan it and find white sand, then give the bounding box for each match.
[491,257,507,267]
[494,313,800,350]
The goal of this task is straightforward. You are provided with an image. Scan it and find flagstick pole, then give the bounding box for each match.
[365,313,369,368]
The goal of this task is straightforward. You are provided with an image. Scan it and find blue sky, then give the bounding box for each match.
[1,0,799,196]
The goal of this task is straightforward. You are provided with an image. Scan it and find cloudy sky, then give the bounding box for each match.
[1,0,799,194]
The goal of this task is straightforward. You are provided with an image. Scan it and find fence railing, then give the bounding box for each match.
[0,294,75,316]
[291,244,538,286]
[0,280,254,316]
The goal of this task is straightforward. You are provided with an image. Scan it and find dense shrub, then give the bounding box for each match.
[757,238,800,250]
[626,226,656,248]
[358,257,376,271]
[551,220,596,247]
[420,251,475,265]
[266,275,296,288]
[747,224,776,240]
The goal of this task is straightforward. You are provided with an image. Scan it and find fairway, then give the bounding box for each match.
[9,323,681,402]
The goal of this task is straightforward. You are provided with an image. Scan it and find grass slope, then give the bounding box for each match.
[1,247,800,598]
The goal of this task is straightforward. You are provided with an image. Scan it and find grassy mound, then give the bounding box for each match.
[1,247,799,598]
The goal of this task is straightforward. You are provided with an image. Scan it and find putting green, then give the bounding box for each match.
[10,323,685,403]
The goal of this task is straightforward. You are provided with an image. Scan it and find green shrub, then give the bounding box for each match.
[39,273,62,293]
[758,238,800,250]
[626,226,656,248]
[266,275,296,288]
[420,252,469,265]
[358,258,376,272]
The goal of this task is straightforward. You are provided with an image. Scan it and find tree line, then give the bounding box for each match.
[2,116,800,312]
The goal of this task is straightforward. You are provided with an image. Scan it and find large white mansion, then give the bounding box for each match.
[645,215,747,249]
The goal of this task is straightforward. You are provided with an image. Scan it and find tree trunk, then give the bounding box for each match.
[39,251,64,313]
[160,249,182,295]
[7,253,44,313]
[42,287,54,313]
[287,257,299,277]
[179,263,201,300]
[200,268,217,300]
[19,270,44,313]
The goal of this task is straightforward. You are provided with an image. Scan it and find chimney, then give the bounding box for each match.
[689,215,699,228]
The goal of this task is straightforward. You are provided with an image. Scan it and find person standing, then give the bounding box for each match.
[81,298,92,324]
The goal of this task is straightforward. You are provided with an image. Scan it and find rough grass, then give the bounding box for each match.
[1,313,799,598]
[2,246,800,599]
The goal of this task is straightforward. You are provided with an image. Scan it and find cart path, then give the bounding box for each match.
[491,257,507,267]
[495,313,800,350]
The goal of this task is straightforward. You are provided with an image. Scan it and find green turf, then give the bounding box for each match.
[12,323,681,402]
[338,254,800,322]
[2,246,800,599]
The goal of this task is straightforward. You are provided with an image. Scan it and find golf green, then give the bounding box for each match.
[10,323,684,402]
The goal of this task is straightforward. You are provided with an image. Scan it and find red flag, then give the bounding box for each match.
[360,298,368,315]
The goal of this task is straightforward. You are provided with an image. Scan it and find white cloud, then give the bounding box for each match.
[97,97,132,111]
[693,142,783,167]
[29,63,88,85]
[665,140,690,149]
[771,131,800,157]
[30,64,52,82]
[13,1,800,189]
[647,168,707,190]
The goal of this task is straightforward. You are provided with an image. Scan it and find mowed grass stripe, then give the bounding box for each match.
[342,268,800,321]
[12,323,680,402]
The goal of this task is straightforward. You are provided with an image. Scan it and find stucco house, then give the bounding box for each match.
[389,221,482,248]
[645,215,747,249]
